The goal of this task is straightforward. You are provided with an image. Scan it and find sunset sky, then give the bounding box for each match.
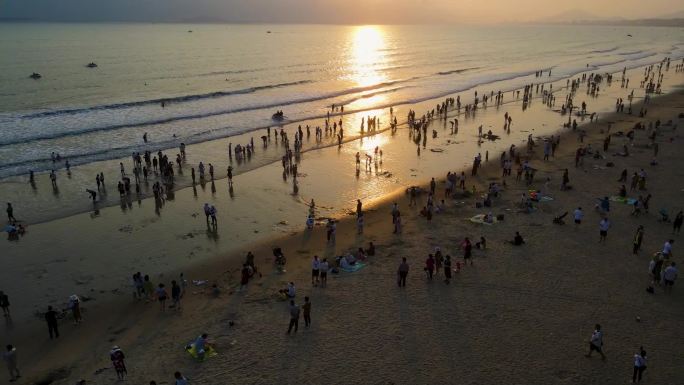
[2,0,682,23]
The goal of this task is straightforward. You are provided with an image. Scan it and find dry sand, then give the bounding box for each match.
[2,77,684,385]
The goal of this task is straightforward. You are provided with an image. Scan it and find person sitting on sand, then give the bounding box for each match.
[339,256,352,270]
[345,253,357,265]
[475,236,487,249]
[191,333,212,359]
[619,185,627,198]
[483,193,492,208]
[357,248,367,261]
[420,206,429,217]
[434,199,446,213]
[510,232,525,245]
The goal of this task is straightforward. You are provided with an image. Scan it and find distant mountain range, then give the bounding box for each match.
[534,8,684,27]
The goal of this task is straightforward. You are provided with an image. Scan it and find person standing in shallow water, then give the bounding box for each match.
[6,203,16,223]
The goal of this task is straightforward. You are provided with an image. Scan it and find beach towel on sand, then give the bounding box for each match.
[341,262,366,272]
[186,344,218,361]
[469,214,498,225]
[528,190,553,202]
[609,196,637,205]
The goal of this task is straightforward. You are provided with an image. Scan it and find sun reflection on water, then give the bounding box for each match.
[350,26,387,88]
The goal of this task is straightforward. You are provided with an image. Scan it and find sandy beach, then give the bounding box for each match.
[1,58,683,385]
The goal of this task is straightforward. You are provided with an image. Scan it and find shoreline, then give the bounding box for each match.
[2,60,680,226]
[3,66,684,383]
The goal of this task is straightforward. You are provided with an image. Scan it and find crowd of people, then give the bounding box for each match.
[2,57,682,384]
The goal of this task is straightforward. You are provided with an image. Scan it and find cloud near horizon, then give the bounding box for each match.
[2,0,681,24]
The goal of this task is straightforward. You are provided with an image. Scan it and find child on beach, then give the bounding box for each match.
[156,284,168,311]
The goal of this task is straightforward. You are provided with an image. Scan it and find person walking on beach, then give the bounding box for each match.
[311,256,320,286]
[632,347,647,383]
[3,345,20,382]
[171,280,181,310]
[444,255,452,284]
[669,210,684,234]
[633,226,644,254]
[599,218,610,243]
[425,254,435,280]
[210,206,218,226]
[662,239,674,259]
[203,203,211,222]
[156,284,168,311]
[6,203,15,223]
[585,324,606,360]
[461,237,473,265]
[302,296,311,327]
[287,300,300,334]
[69,295,82,324]
[45,306,59,339]
[0,292,9,317]
[663,262,678,293]
[573,207,583,225]
[109,346,127,381]
[326,219,336,242]
[143,275,154,301]
[397,257,409,287]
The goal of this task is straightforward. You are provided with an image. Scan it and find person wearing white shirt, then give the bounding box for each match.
[585,324,606,360]
[573,207,584,225]
[311,256,320,286]
[663,262,678,293]
[662,239,674,258]
[286,282,296,298]
[599,218,610,242]
[632,347,647,383]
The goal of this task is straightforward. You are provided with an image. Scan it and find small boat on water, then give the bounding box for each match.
[29,72,42,79]
[272,110,285,121]
[86,62,98,68]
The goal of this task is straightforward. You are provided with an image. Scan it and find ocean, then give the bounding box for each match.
[1,23,683,179]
